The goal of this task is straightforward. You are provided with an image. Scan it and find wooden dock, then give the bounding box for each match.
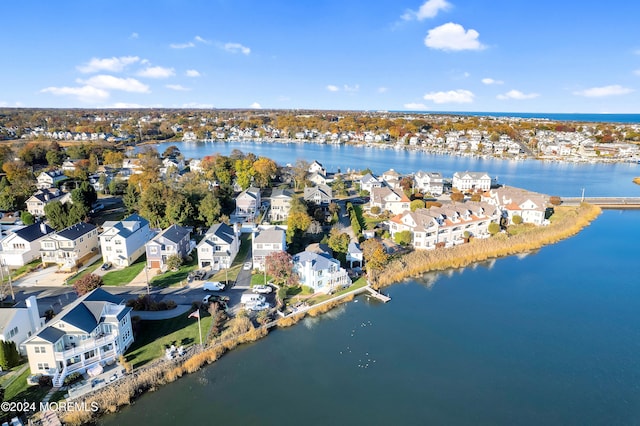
[365,286,391,303]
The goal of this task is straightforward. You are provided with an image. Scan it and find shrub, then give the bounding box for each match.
[512,215,523,225]
[73,273,103,296]
[165,254,183,271]
[39,375,53,387]
[0,341,20,370]
[549,196,561,206]
[370,206,381,215]
[63,372,83,386]
[488,222,501,235]
[450,192,465,202]
[394,230,412,246]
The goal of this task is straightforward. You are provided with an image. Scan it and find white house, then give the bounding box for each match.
[0,222,55,267]
[360,173,382,193]
[346,242,363,268]
[40,222,99,271]
[36,170,67,190]
[303,184,333,206]
[452,171,492,192]
[252,228,287,270]
[269,189,294,222]
[308,160,327,176]
[99,214,155,267]
[197,223,240,271]
[370,186,410,215]
[0,296,44,355]
[414,171,444,196]
[235,187,261,218]
[482,186,549,225]
[293,251,350,294]
[25,189,72,217]
[23,288,134,387]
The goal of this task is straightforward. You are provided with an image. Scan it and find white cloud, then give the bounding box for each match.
[166,84,190,91]
[402,0,451,21]
[378,87,389,93]
[41,85,110,103]
[573,85,634,97]
[137,66,175,78]
[181,102,214,109]
[130,32,139,39]
[343,84,359,92]
[224,42,251,55]
[186,69,201,77]
[404,102,428,109]
[497,90,539,100]
[424,22,485,51]
[482,77,503,85]
[250,102,262,109]
[423,89,474,104]
[195,35,210,44]
[170,41,195,49]
[77,56,140,73]
[326,85,340,92]
[78,75,150,93]
[634,69,640,76]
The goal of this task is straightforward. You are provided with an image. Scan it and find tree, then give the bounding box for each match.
[162,145,181,158]
[410,200,425,211]
[370,206,381,215]
[0,341,20,370]
[20,211,35,225]
[46,149,65,166]
[549,196,561,206]
[166,254,183,271]
[450,192,465,202]
[252,157,277,187]
[512,215,523,225]
[394,230,413,246]
[44,201,68,230]
[361,239,389,285]
[286,211,311,243]
[292,159,309,191]
[327,228,350,256]
[331,175,347,196]
[399,176,413,196]
[138,183,168,227]
[0,187,16,211]
[265,251,298,287]
[103,150,125,168]
[234,158,255,190]
[73,273,103,296]
[198,193,222,226]
[123,184,139,214]
[71,181,97,212]
[165,193,194,226]
[488,222,501,235]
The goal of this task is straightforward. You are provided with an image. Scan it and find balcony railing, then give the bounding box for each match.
[54,334,117,360]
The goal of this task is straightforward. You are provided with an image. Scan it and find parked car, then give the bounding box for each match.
[247,301,270,311]
[91,203,105,214]
[189,269,207,280]
[243,262,252,271]
[203,281,225,291]
[252,285,273,294]
[101,262,112,271]
[241,293,266,305]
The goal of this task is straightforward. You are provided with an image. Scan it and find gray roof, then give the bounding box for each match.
[205,223,235,244]
[102,214,149,239]
[36,327,66,344]
[13,222,54,242]
[253,229,285,245]
[29,188,66,203]
[348,242,362,254]
[58,222,97,240]
[157,224,191,244]
[271,188,293,199]
[293,251,339,272]
[0,309,19,335]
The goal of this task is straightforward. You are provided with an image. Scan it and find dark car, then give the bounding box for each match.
[101,262,112,271]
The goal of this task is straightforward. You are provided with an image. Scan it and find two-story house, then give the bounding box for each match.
[346,242,363,268]
[145,225,192,270]
[308,160,326,176]
[235,187,261,218]
[452,171,492,192]
[100,214,155,267]
[251,227,287,271]
[414,171,444,196]
[40,222,99,271]
[0,222,55,267]
[0,296,44,355]
[370,186,411,215]
[26,188,72,217]
[304,184,333,206]
[36,170,67,190]
[481,186,549,225]
[197,223,240,271]
[293,251,350,294]
[359,173,382,193]
[23,288,133,387]
[269,189,294,222]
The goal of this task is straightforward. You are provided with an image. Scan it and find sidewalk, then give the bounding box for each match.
[132,304,192,320]
[13,254,103,288]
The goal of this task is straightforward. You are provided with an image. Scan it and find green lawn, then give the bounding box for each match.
[66,259,102,285]
[125,312,212,369]
[2,259,41,283]
[102,256,147,286]
[364,215,386,230]
[306,277,367,305]
[3,366,50,403]
[250,273,273,286]
[150,256,198,288]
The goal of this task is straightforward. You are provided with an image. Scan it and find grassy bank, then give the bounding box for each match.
[375,203,601,288]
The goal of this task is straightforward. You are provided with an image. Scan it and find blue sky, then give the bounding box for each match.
[2,0,639,113]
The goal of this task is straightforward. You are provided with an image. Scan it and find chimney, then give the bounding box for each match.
[25,296,43,332]
[40,222,47,234]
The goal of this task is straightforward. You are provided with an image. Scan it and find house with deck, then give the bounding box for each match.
[145,225,192,270]
[452,171,492,192]
[0,222,55,267]
[23,288,133,387]
[293,251,350,294]
[370,186,410,215]
[100,214,155,267]
[304,184,333,206]
[40,222,99,271]
[235,187,261,218]
[36,170,67,189]
[26,188,72,217]
[269,189,294,222]
[197,223,240,271]
[414,171,444,196]
[251,228,287,270]
[481,186,549,225]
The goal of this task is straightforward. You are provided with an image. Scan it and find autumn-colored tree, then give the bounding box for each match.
[103,150,125,168]
[399,176,413,196]
[488,222,501,235]
[286,211,311,243]
[470,193,481,202]
[327,228,350,256]
[450,192,465,202]
[361,239,389,285]
[252,157,277,187]
[292,159,309,191]
[549,196,561,206]
[265,251,298,287]
[394,230,413,246]
[410,200,425,211]
[234,158,255,190]
[73,274,103,296]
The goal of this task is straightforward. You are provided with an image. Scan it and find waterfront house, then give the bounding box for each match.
[40,222,99,271]
[0,222,54,267]
[36,170,67,189]
[381,169,401,183]
[196,223,240,271]
[452,171,492,192]
[269,188,294,222]
[251,227,287,271]
[61,160,77,172]
[414,171,444,196]
[293,251,350,294]
[23,288,134,387]
[308,160,326,176]
[388,201,500,250]
[304,184,333,206]
[482,186,549,225]
[360,173,382,193]
[26,188,72,217]
[370,186,410,215]
[346,241,363,268]
[99,214,155,267]
[235,187,261,218]
[308,171,333,186]
[0,296,44,355]
[145,224,192,270]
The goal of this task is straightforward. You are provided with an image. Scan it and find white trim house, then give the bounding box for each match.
[40,222,99,271]
[0,296,44,355]
[293,251,350,294]
[0,223,55,267]
[100,214,155,267]
[197,223,240,271]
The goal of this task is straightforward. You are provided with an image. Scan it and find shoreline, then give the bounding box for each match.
[44,203,601,425]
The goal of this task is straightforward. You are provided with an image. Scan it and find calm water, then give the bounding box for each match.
[101,209,640,425]
[148,140,640,197]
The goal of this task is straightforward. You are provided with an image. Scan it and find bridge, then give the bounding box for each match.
[560,197,640,209]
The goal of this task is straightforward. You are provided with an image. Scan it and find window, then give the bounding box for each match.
[150,246,158,254]
[106,246,112,251]
[37,363,44,370]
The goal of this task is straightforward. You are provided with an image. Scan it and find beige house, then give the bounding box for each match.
[370,186,410,215]
[23,288,133,387]
[25,188,71,217]
[40,222,99,271]
[269,189,293,222]
[252,227,287,270]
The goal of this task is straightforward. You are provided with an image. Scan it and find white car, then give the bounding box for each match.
[247,302,270,311]
[203,281,225,291]
[243,262,252,271]
[252,285,273,294]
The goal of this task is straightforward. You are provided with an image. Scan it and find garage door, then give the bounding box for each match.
[150,260,161,268]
